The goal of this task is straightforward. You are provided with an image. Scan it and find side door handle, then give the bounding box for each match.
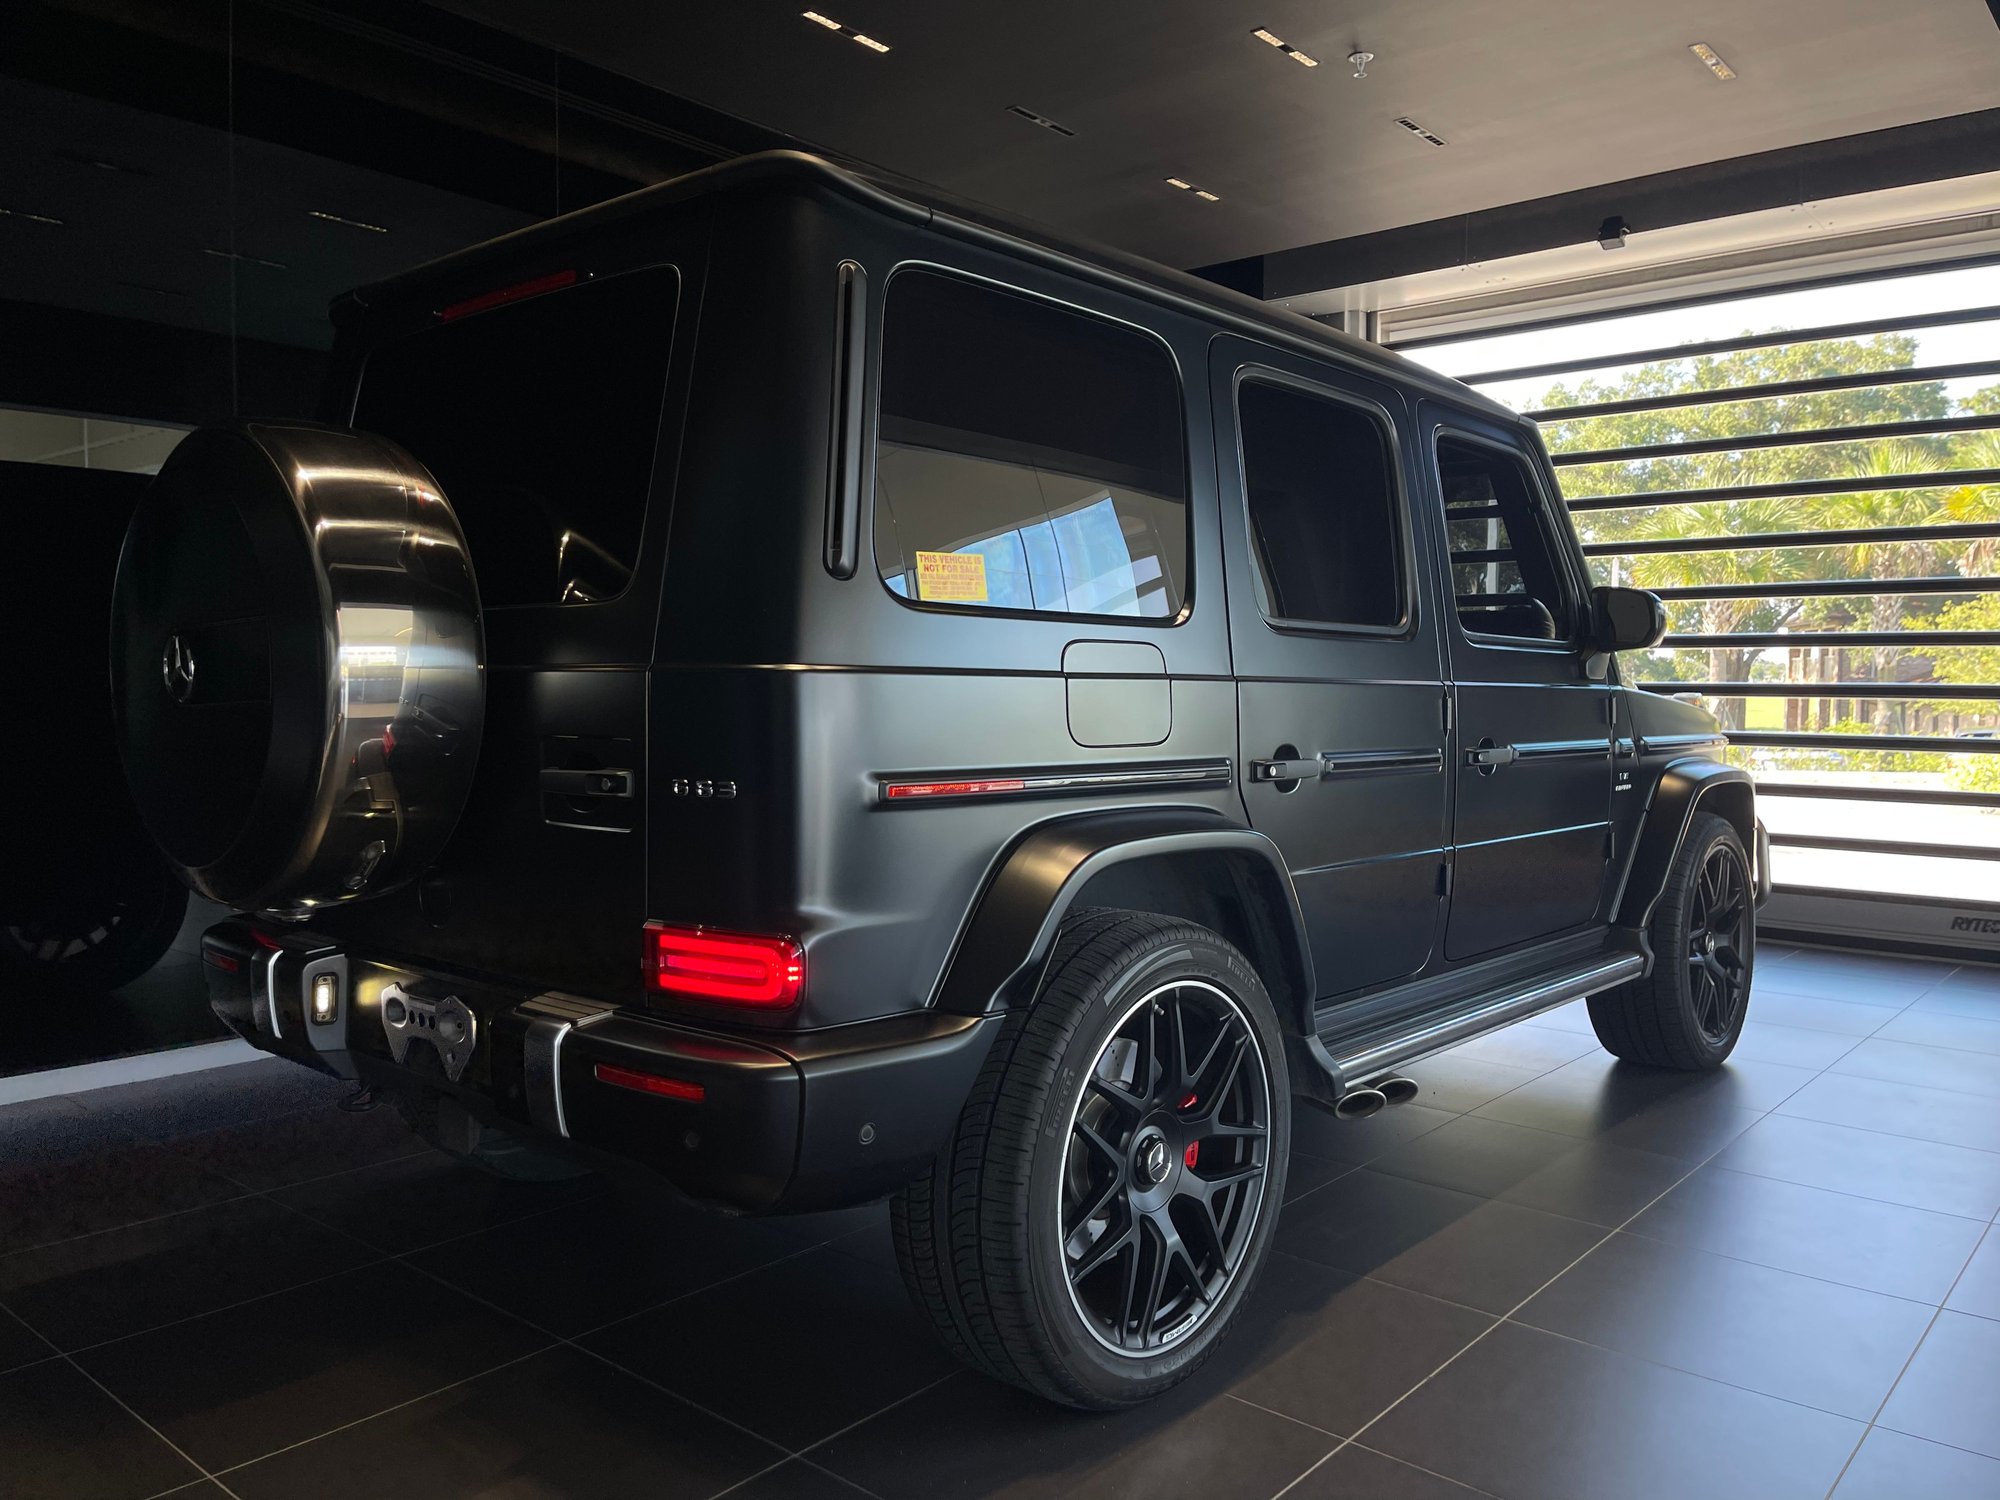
[1250,757,1323,783]
[539,768,635,799]
[1465,743,1518,769]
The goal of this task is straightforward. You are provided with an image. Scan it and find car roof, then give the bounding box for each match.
[340,150,1520,425]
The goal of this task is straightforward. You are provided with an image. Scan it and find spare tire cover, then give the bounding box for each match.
[111,422,483,914]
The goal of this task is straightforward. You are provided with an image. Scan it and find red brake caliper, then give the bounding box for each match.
[1180,1093,1199,1167]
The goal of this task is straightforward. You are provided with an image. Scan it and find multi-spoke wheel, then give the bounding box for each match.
[1061,980,1270,1356]
[892,910,1289,1409]
[1589,811,1756,1070]
[0,855,188,992]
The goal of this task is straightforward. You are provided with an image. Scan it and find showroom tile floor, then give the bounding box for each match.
[3,943,1999,1500]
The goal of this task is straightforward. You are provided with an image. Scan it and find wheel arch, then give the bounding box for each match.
[931,808,1316,1034]
[1615,757,1757,935]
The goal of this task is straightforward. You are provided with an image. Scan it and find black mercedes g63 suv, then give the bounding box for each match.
[111,151,1767,1410]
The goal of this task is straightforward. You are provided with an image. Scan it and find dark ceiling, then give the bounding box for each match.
[428,0,2000,270]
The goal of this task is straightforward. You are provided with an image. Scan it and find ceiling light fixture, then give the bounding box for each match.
[1007,105,1077,137]
[204,248,288,270]
[307,209,388,234]
[802,11,891,52]
[1393,116,1447,147]
[1251,28,1320,67]
[1688,42,1737,80]
[0,206,64,226]
[1165,177,1221,202]
[1348,50,1375,79]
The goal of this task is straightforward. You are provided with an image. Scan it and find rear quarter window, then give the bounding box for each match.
[871,270,1189,621]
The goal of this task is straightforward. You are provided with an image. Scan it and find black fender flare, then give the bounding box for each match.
[931,807,1317,1031]
[1615,757,1758,935]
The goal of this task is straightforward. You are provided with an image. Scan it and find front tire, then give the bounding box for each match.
[892,909,1289,1409]
[1589,811,1754,1069]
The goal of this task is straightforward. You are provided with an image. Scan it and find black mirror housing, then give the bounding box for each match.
[1590,585,1667,653]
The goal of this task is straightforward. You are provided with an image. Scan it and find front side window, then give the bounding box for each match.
[1439,435,1574,642]
[872,270,1188,620]
[1238,378,1404,629]
[354,266,678,608]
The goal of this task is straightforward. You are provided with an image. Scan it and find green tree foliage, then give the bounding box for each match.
[1518,335,2000,742]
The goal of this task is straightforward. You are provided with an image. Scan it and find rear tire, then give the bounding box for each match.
[1589,812,1754,1070]
[892,909,1289,1409]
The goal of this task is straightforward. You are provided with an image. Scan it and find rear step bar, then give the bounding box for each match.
[1305,948,1647,1104]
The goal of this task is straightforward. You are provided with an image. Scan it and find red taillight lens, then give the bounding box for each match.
[438,268,578,321]
[593,1062,705,1103]
[202,949,242,973]
[643,923,803,1008]
[884,777,1027,801]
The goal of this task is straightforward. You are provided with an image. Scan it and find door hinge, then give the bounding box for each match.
[1441,691,1455,736]
[1437,860,1453,897]
[1606,694,1619,725]
[1605,826,1617,860]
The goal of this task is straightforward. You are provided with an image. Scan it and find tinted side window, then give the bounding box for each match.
[1238,379,1403,628]
[872,271,1188,619]
[354,267,677,608]
[1438,436,1573,642]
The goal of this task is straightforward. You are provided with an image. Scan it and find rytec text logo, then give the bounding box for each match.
[1949,915,2000,934]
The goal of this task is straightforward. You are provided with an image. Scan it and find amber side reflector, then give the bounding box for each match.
[594,1062,705,1103]
[438,268,578,321]
[883,778,1027,801]
[643,923,804,1008]
[202,949,242,973]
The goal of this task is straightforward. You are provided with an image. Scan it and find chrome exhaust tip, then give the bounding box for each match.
[1334,1087,1387,1120]
[1376,1077,1420,1108]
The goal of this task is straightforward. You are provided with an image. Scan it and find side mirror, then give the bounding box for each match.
[1590,585,1667,653]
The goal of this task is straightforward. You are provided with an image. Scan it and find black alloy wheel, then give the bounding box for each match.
[1687,840,1750,1045]
[1060,978,1272,1355]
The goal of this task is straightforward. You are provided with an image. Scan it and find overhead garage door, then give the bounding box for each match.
[1392,256,2000,955]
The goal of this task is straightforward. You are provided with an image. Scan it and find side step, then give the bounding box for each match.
[1305,948,1646,1101]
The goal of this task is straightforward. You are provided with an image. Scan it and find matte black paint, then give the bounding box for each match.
[177,153,1748,1213]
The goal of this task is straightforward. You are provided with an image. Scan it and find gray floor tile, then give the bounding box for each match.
[1947,1230,2000,1322]
[1289,1101,1455,1165]
[722,1461,881,1499]
[1767,949,1953,985]
[1393,1053,1544,1114]
[1730,1019,1863,1069]
[1717,1112,2000,1219]
[1525,999,1597,1035]
[1515,1231,1934,1418]
[0,1134,244,1256]
[1286,1444,1495,1498]
[1628,1165,1988,1303]
[1877,1310,2000,1459]
[1912,981,2000,1020]
[0,1358,202,1500]
[222,1345,783,1500]
[1364,1320,1861,1500]
[1749,989,1902,1037]
[1365,1114,1689,1227]
[1214,1252,1494,1437]
[1278,1168,1604,1314]
[1286,1151,1356,1203]
[1443,1023,1600,1074]
[1776,1072,2000,1155]
[162,1103,429,1192]
[1832,1426,2000,1499]
[1831,1037,2000,1100]
[0,1309,53,1375]
[72,1057,353,1141]
[268,1149,602,1255]
[1754,971,1931,1009]
[1877,1008,2000,1057]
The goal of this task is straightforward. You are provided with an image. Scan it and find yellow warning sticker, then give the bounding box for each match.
[914,550,988,603]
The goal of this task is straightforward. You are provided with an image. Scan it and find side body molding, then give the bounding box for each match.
[932,808,1318,1029]
[1614,756,1758,937]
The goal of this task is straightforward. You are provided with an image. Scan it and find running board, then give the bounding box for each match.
[1303,948,1647,1099]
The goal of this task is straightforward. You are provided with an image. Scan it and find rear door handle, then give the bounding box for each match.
[539,768,635,799]
[1250,757,1323,783]
[1464,744,1518,768]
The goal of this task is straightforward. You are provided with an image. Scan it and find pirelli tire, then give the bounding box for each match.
[110,422,483,916]
[892,909,1289,1409]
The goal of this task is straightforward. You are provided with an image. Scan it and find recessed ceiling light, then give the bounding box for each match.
[1193,190,1221,202]
[0,206,64,226]
[1165,177,1221,202]
[802,11,890,52]
[1007,105,1077,137]
[1251,27,1319,67]
[307,209,388,234]
[1688,42,1736,80]
[1393,116,1448,147]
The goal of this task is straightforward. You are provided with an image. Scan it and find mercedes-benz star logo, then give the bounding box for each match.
[1142,1137,1169,1184]
[162,633,197,704]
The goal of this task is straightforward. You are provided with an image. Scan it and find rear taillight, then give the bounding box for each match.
[643,923,804,1008]
[438,268,578,321]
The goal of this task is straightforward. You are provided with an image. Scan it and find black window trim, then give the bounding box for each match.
[1433,421,1587,655]
[867,259,1195,629]
[350,260,683,615]
[1228,362,1420,642]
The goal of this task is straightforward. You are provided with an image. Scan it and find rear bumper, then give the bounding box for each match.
[199,919,999,1213]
